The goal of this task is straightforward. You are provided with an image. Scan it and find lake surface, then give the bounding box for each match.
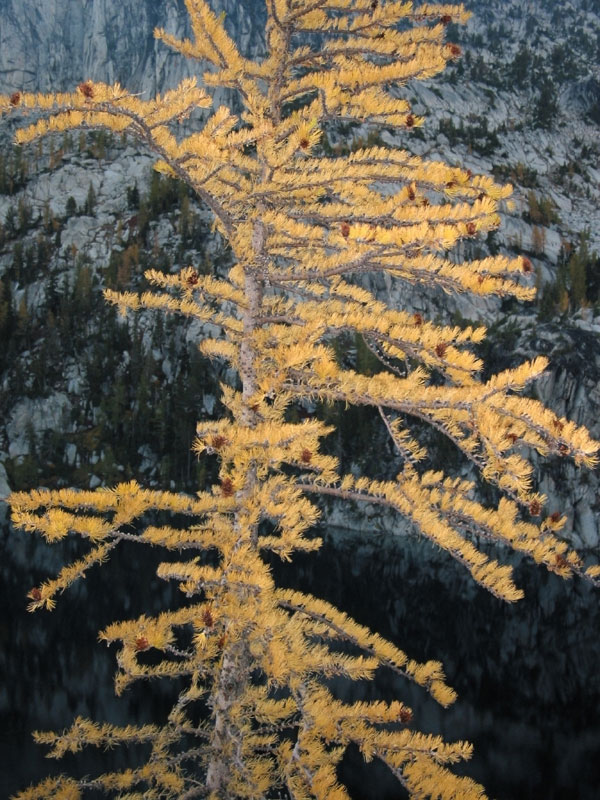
[2,521,600,799]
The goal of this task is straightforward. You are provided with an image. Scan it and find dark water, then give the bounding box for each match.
[2,521,600,799]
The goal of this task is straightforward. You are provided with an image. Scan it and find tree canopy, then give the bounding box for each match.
[3,1,598,798]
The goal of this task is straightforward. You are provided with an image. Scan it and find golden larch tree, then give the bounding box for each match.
[3,1,598,798]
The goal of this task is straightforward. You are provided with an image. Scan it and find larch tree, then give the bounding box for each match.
[3,1,599,799]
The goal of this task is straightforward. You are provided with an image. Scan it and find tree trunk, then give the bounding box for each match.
[205,222,264,797]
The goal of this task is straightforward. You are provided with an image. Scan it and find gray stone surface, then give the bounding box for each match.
[0,0,265,95]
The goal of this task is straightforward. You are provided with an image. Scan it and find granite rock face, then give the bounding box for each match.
[0,0,265,95]
[0,0,599,547]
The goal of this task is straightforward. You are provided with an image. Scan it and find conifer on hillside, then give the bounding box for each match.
[3,1,598,798]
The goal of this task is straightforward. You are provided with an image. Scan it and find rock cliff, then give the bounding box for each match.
[1,0,599,546]
[0,0,265,94]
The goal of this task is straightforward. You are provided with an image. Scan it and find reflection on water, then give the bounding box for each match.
[2,522,600,799]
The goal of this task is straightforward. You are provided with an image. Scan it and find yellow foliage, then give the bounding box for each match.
[6,1,599,799]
